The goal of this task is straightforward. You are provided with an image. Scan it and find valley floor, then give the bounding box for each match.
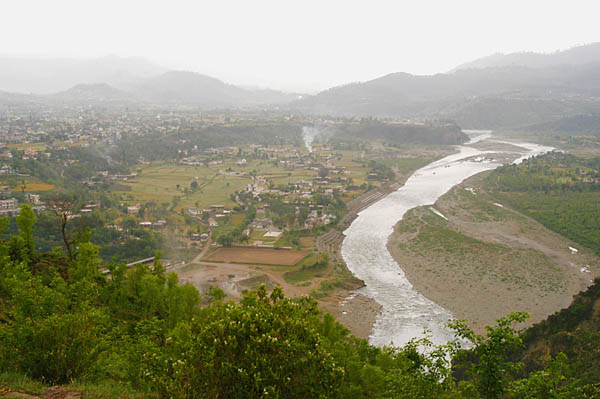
[387,171,600,333]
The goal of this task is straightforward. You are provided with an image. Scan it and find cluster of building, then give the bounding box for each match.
[186,204,231,227]
[0,193,46,216]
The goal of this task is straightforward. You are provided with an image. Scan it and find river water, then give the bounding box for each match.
[341,132,553,348]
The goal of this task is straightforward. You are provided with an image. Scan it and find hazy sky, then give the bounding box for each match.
[2,0,599,92]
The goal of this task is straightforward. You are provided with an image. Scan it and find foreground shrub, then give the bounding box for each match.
[140,286,344,398]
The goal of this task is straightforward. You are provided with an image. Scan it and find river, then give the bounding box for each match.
[341,132,553,348]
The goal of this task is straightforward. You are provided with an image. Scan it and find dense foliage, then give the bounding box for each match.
[518,278,600,390]
[113,122,304,166]
[485,152,600,256]
[331,119,467,146]
[0,204,598,398]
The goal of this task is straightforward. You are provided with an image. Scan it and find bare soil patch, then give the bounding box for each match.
[203,247,310,266]
[321,293,382,340]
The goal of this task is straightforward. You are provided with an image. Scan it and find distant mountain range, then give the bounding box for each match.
[294,43,600,128]
[0,55,166,94]
[3,43,600,129]
[453,42,600,71]
[124,71,299,107]
[0,56,300,107]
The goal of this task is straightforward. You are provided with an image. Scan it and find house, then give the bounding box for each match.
[26,193,41,204]
[0,198,19,216]
[208,218,218,227]
[186,207,202,217]
[0,198,18,210]
[111,173,138,181]
[0,186,11,198]
[127,205,140,216]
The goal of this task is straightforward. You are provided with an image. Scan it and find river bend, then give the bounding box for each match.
[341,132,553,347]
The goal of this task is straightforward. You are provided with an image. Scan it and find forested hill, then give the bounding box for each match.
[329,119,468,146]
[518,278,600,385]
[483,152,600,257]
[523,114,600,136]
[453,42,600,71]
[126,70,299,106]
[293,63,600,129]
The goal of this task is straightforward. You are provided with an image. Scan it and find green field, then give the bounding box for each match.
[112,145,388,212]
[116,156,319,210]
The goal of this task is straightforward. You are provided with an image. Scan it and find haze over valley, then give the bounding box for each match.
[1,2,600,397]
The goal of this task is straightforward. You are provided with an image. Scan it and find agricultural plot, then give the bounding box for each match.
[23,183,54,191]
[115,153,326,210]
[203,247,310,266]
[0,176,55,192]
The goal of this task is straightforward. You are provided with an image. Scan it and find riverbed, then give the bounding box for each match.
[340,132,553,347]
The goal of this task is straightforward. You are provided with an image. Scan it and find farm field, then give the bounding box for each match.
[0,176,55,192]
[115,154,319,210]
[6,143,47,151]
[112,144,438,212]
[203,247,310,266]
[115,162,244,209]
[22,183,54,191]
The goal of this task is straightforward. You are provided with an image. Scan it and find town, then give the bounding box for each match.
[0,100,451,307]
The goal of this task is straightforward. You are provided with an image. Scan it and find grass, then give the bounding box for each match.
[310,279,344,299]
[114,152,346,210]
[0,372,152,398]
[7,143,47,151]
[176,263,204,273]
[493,190,600,257]
[386,186,588,332]
[230,213,246,226]
[0,177,55,192]
[378,155,439,175]
[283,253,327,284]
[23,183,54,191]
[0,372,45,395]
[395,198,568,295]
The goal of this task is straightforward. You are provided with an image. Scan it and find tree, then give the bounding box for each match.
[217,234,233,247]
[47,197,78,260]
[70,242,101,282]
[451,312,530,399]
[16,204,37,258]
[142,286,343,398]
[508,353,576,399]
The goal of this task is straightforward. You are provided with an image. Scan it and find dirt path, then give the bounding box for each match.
[175,259,311,300]
[190,236,212,264]
[199,261,307,296]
